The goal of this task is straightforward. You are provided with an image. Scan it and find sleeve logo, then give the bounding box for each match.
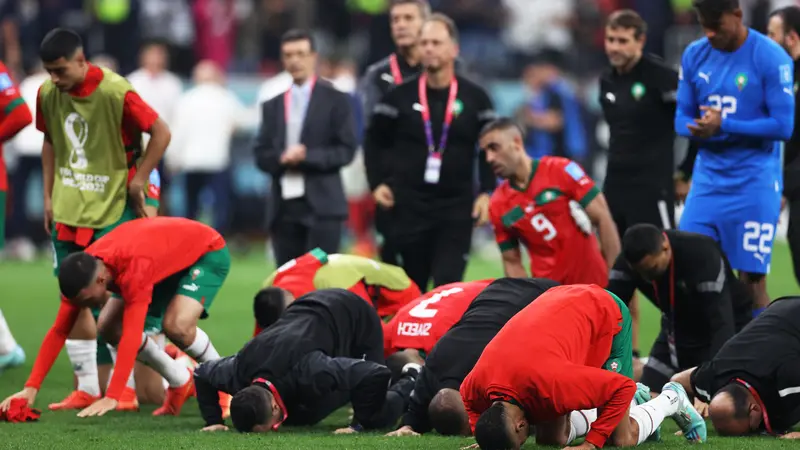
[565,161,585,181]
[0,73,13,91]
[780,64,792,84]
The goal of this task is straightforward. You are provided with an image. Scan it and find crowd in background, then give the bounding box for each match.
[1,0,796,260]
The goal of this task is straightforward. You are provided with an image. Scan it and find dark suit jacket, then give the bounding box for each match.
[253,79,357,226]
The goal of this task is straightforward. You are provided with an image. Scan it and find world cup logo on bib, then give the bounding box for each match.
[64,112,89,170]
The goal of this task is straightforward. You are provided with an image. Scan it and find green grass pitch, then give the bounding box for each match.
[1,244,798,449]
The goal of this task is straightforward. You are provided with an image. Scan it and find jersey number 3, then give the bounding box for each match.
[531,213,557,241]
[708,95,737,119]
[408,287,464,319]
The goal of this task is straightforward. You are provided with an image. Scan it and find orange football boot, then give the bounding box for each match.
[115,386,139,411]
[48,390,100,411]
[152,369,194,416]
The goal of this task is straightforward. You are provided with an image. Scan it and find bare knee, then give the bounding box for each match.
[134,363,166,405]
[162,311,198,348]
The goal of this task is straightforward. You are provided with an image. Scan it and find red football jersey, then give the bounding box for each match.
[384,279,494,357]
[490,156,607,286]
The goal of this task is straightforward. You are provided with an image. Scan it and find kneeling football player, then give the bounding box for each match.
[461,284,707,450]
[1,217,228,418]
[253,249,421,334]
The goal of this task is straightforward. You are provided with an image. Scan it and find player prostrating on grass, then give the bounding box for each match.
[460,284,707,450]
[481,118,620,286]
[194,289,417,433]
[676,0,795,317]
[34,28,170,412]
[671,296,800,439]
[0,217,229,418]
[387,278,557,437]
[383,279,493,359]
[0,59,33,374]
[254,249,420,334]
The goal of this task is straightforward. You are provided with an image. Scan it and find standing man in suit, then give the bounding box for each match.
[254,29,358,266]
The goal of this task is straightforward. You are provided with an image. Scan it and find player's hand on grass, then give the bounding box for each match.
[76,397,118,417]
[386,426,420,436]
[0,387,38,412]
[460,444,479,449]
[334,426,360,434]
[472,193,491,227]
[201,424,229,432]
[780,432,800,439]
[373,184,395,209]
[128,179,147,218]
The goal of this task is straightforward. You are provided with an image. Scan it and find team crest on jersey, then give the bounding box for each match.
[191,268,203,280]
[735,73,748,91]
[453,99,464,117]
[631,82,645,100]
[610,361,619,372]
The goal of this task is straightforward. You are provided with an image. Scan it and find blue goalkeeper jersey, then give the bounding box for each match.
[675,29,795,193]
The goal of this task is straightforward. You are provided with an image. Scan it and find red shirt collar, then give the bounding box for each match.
[70,64,104,98]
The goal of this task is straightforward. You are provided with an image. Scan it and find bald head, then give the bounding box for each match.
[708,383,758,436]
[428,388,470,436]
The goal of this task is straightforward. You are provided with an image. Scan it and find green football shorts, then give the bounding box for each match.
[603,289,634,379]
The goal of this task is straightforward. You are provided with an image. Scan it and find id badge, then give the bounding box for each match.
[667,332,679,368]
[424,153,442,184]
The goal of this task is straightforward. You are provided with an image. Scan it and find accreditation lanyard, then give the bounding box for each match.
[735,378,773,434]
[284,76,317,123]
[418,74,459,156]
[389,53,403,84]
[651,245,678,368]
[252,378,288,430]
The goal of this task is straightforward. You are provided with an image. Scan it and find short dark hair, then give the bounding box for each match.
[281,29,315,51]
[40,28,83,63]
[390,0,431,17]
[693,0,740,23]
[426,13,459,43]
[428,389,469,436]
[771,6,800,38]
[230,386,272,432]
[253,287,289,329]
[606,9,648,39]
[474,402,516,450]
[622,224,665,265]
[718,383,752,420]
[479,117,525,140]
[58,252,98,299]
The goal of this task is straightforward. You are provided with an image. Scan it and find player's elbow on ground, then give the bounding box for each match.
[230,386,273,433]
[254,287,293,330]
[429,388,471,436]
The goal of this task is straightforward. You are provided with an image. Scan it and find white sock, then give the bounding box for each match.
[567,409,597,444]
[106,344,136,390]
[135,334,190,388]
[0,309,18,354]
[629,390,680,445]
[65,339,101,397]
[184,328,220,363]
[151,334,170,391]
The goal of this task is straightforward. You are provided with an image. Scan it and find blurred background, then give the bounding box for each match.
[2,0,796,261]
